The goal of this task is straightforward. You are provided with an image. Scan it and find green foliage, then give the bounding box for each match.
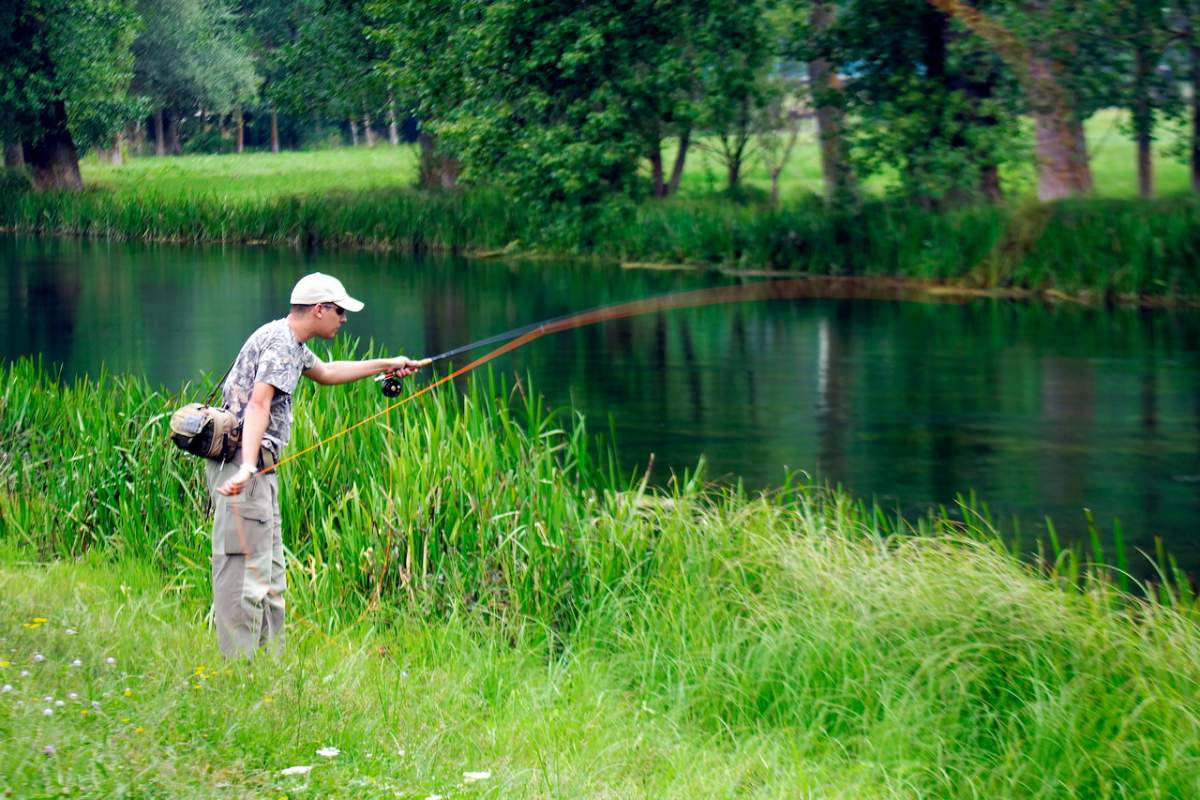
[369,0,772,207]
[273,0,391,123]
[131,0,259,117]
[0,0,141,151]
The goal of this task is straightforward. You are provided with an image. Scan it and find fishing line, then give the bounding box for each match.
[262,276,864,476]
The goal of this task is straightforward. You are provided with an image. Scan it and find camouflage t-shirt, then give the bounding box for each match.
[221,319,318,456]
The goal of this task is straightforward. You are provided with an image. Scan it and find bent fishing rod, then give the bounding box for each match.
[373,277,837,398]
[267,277,861,476]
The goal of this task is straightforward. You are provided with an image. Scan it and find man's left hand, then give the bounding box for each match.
[383,356,432,379]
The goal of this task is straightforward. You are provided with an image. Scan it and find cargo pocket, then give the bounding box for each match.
[215,484,273,556]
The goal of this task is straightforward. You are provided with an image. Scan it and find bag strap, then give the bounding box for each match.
[205,357,238,407]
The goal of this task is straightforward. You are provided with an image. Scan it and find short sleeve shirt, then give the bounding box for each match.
[222,319,318,456]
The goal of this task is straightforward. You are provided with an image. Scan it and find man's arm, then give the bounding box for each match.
[217,381,274,497]
[304,356,430,386]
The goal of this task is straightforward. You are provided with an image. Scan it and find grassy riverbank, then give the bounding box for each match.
[2,357,1200,796]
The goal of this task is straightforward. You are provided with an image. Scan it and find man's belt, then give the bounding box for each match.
[258,449,278,470]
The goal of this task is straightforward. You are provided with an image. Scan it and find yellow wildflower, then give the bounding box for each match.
[22,623,40,630]
[0,660,9,668]
[31,617,47,624]
[122,688,133,697]
[192,683,202,690]
[81,709,89,717]
[134,726,144,734]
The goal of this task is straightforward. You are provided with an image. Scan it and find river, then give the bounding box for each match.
[4,234,1199,576]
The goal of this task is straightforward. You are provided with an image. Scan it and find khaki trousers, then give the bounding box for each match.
[205,460,285,658]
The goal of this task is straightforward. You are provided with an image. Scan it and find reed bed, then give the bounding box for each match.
[2,355,1200,796]
[5,175,1200,298]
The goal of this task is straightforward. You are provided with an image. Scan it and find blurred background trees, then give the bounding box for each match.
[4,0,1200,204]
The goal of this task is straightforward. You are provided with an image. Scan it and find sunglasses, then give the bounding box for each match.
[321,303,347,319]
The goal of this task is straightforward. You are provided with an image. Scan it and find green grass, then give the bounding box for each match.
[75,110,1194,203]
[2,356,1200,796]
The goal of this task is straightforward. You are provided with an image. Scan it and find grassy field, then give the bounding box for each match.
[2,356,1200,797]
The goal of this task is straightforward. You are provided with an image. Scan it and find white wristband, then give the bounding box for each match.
[237,463,258,476]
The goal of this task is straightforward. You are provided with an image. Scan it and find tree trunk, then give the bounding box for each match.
[165,111,181,155]
[4,141,25,169]
[768,119,802,206]
[270,107,280,153]
[979,164,1003,202]
[154,109,166,156]
[363,106,376,147]
[1029,56,1092,201]
[235,108,245,154]
[26,99,83,191]
[667,128,690,196]
[648,144,666,198]
[387,96,400,146]
[808,0,855,199]
[417,130,459,188]
[1133,27,1155,198]
[349,115,359,147]
[100,131,123,166]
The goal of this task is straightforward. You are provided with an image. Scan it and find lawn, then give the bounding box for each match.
[78,110,1196,202]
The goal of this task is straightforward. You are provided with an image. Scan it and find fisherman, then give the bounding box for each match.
[209,272,429,658]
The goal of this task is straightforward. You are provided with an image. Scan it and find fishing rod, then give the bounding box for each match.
[371,277,916,397]
[374,308,581,397]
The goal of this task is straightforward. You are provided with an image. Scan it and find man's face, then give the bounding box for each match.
[315,303,346,339]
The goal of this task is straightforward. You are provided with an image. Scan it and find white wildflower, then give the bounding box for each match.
[65,629,76,636]
[91,700,101,708]
[280,765,313,776]
[42,745,56,755]
[1,684,11,693]
[33,654,45,663]
[42,708,53,716]
[105,657,116,666]
[316,746,340,758]
[67,692,78,701]
[463,770,492,783]
[55,700,64,707]
[43,695,53,702]
[425,795,444,800]
[20,670,30,677]
[70,659,82,668]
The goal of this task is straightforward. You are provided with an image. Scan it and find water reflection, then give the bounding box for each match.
[3,235,1200,576]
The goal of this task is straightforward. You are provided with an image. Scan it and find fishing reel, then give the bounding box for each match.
[379,375,406,398]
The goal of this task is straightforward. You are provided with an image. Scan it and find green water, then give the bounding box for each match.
[3,235,1199,575]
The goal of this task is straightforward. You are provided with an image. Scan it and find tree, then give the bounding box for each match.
[697,0,774,193]
[1165,1,1200,192]
[791,0,856,200]
[0,0,140,189]
[826,0,1023,205]
[236,0,302,153]
[132,0,258,156]
[371,0,774,206]
[274,0,393,154]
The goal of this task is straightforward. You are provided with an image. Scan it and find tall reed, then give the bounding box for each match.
[5,184,1200,298]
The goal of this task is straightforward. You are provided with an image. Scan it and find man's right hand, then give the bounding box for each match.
[217,464,257,496]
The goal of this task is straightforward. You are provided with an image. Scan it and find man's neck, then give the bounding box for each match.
[286,314,312,344]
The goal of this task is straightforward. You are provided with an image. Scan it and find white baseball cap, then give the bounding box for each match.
[289,272,364,312]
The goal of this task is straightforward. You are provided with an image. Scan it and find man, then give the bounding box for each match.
[208,272,429,658]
